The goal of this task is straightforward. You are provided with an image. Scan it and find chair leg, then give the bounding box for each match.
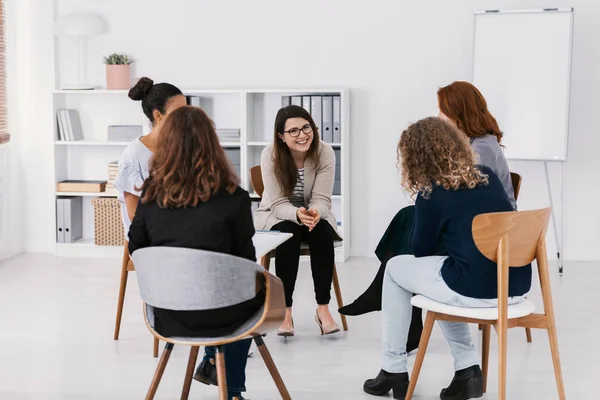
[525,327,533,343]
[216,346,228,400]
[181,346,200,400]
[153,338,159,358]
[478,324,483,331]
[547,321,566,399]
[481,324,491,393]
[254,335,291,400]
[261,254,271,272]
[332,264,348,331]
[497,320,508,400]
[113,260,129,340]
[406,311,436,400]
[145,343,174,400]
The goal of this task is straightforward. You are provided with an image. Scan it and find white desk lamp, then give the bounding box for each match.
[54,13,107,90]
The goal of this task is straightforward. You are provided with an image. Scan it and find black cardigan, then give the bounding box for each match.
[410,166,531,299]
[128,186,264,337]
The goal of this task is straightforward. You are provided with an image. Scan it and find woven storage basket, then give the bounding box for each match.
[92,197,124,246]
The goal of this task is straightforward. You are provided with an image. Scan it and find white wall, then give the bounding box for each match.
[18,0,600,260]
[0,0,25,260]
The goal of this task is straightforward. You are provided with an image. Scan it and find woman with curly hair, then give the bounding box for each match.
[363,117,530,400]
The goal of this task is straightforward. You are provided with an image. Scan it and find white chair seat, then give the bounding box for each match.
[411,295,535,320]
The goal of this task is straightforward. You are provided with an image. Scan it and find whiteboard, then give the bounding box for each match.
[472,9,573,161]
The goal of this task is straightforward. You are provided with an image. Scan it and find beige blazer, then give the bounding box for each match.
[254,142,341,240]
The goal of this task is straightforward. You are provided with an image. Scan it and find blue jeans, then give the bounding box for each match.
[381,255,525,373]
[204,339,252,397]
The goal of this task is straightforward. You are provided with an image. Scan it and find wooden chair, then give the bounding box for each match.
[405,208,565,400]
[249,165,348,331]
[132,247,290,400]
[114,241,160,357]
[479,172,532,342]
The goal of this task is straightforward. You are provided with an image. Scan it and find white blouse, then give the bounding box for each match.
[113,137,153,238]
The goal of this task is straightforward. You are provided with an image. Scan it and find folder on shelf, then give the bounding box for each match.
[333,148,341,195]
[302,96,311,113]
[186,95,202,107]
[56,198,65,243]
[62,196,83,243]
[56,196,83,243]
[333,96,341,143]
[311,96,323,138]
[291,96,302,106]
[281,96,291,107]
[322,96,333,143]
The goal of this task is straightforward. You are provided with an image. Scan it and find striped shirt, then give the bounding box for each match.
[290,168,305,207]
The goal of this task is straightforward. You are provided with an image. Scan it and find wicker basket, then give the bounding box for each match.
[92,197,124,246]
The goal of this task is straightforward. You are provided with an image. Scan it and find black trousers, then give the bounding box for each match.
[272,220,335,307]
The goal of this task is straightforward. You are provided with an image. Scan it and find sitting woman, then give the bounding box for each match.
[128,106,260,400]
[254,105,341,337]
[114,76,186,239]
[363,117,530,400]
[340,81,517,352]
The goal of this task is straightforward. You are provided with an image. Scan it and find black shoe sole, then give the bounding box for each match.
[440,376,483,400]
[338,302,381,316]
[193,373,216,386]
[363,381,408,398]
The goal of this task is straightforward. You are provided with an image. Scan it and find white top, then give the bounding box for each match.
[113,137,153,238]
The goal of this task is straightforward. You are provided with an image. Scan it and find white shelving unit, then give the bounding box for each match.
[52,88,350,261]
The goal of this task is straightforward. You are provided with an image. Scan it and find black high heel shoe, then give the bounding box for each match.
[363,370,409,399]
[440,365,484,400]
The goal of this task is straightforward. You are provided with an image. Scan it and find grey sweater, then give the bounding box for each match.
[471,134,517,209]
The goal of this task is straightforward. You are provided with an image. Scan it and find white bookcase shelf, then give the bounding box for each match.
[56,191,117,197]
[55,140,129,146]
[52,88,350,261]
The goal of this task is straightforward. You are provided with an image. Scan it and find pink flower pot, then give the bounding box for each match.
[106,64,131,90]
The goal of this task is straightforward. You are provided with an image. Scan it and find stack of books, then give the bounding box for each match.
[216,129,240,142]
[106,161,119,195]
[57,109,84,141]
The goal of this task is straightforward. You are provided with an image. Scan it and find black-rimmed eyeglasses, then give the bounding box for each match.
[283,124,313,137]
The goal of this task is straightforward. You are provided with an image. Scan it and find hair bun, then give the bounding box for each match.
[128,77,154,101]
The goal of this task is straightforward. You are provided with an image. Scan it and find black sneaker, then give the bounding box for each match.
[440,365,483,400]
[364,369,409,399]
[193,358,217,386]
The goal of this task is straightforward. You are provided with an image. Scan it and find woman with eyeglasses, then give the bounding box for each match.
[254,105,341,337]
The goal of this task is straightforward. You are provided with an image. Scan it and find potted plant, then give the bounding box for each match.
[103,53,133,90]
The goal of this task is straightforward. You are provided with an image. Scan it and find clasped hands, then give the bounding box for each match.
[296,207,321,231]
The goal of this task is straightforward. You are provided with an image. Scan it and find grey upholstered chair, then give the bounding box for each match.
[132,247,290,400]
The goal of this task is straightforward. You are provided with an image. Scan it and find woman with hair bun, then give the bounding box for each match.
[114,77,186,238]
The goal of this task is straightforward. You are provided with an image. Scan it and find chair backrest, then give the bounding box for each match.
[132,247,265,311]
[472,207,551,266]
[250,165,264,198]
[510,172,522,201]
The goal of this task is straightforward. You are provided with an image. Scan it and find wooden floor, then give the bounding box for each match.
[0,253,593,399]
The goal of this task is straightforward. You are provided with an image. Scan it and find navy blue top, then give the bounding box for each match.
[409,166,531,299]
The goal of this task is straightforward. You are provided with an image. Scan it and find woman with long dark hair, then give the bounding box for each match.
[254,105,341,337]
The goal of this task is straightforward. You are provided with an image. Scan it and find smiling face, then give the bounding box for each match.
[278,117,314,155]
